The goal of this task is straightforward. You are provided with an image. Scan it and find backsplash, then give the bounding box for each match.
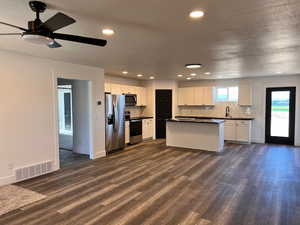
[177,102,255,118]
[126,107,145,117]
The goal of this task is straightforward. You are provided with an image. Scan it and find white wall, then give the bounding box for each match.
[0,50,105,186]
[72,80,91,155]
[179,75,300,145]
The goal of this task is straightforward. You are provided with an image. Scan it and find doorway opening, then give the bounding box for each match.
[155,90,172,139]
[265,87,296,145]
[57,78,91,168]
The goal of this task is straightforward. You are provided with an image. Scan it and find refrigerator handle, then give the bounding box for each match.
[112,103,116,129]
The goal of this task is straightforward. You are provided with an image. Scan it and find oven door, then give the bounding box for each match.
[130,119,142,144]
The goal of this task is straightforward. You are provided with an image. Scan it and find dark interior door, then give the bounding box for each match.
[156,90,172,139]
[265,87,296,145]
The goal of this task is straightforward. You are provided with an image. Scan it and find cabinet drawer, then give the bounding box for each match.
[236,120,250,126]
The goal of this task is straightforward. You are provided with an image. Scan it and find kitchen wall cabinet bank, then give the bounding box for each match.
[238,85,252,106]
[224,120,251,143]
[178,87,215,106]
[105,83,147,106]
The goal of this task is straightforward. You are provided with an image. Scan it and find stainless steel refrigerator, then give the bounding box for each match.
[105,94,125,153]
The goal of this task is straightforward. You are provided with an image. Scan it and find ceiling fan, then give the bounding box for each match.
[0,1,107,48]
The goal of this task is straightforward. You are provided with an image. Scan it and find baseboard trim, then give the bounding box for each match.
[0,175,16,187]
[92,151,107,159]
[251,138,265,144]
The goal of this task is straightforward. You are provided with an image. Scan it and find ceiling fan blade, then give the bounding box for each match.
[0,21,27,31]
[52,33,107,47]
[40,13,76,32]
[48,40,62,48]
[0,33,22,36]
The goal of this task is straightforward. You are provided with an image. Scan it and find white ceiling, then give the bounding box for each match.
[1,0,300,80]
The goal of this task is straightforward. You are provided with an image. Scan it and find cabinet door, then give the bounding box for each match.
[194,87,204,105]
[236,121,251,142]
[224,120,236,141]
[147,119,153,139]
[125,121,130,144]
[136,87,147,106]
[105,83,111,93]
[142,119,148,139]
[203,87,215,105]
[178,88,186,105]
[111,84,123,95]
[239,85,252,106]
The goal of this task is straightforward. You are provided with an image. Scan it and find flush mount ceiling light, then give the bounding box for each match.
[189,11,205,19]
[102,28,115,36]
[204,72,211,75]
[190,73,197,76]
[122,71,128,74]
[185,64,202,69]
[177,74,183,77]
[149,76,155,79]
[137,74,143,77]
[22,34,54,45]
[186,77,192,80]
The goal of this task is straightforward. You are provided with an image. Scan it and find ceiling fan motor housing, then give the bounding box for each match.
[29,1,47,13]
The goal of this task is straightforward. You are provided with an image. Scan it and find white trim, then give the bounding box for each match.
[0,175,16,186]
[52,73,95,169]
[92,151,107,159]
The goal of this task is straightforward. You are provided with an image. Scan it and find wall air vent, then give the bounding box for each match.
[15,161,53,182]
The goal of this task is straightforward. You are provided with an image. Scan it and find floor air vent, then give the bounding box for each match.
[15,161,53,182]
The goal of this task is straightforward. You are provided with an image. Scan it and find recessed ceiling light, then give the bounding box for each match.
[185,64,202,69]
[122,71,128,74]
[137,74,143,77]
[102,28,115,36]
[149,76,155,79]
[276,71,282,74]
[190,73,197,76]
[177,74,183,77]
[186,77,192,80]
[189,11,205,19]
[204,72,211,75]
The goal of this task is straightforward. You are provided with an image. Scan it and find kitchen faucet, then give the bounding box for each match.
[225,106,230,117]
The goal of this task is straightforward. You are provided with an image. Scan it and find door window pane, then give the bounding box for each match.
[271,91,290,137]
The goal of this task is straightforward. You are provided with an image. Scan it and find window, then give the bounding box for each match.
[58,85,73,135]
[216,86,239,102]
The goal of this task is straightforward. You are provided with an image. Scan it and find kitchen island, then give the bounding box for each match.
[166,118,225,152]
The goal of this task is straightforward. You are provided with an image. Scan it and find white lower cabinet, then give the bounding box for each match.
[142,119,153,140]
[224,120,251,143]
[125,121,130,144]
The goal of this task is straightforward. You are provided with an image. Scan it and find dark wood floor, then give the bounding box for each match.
[59,149,90,168]
[1,140,300,225]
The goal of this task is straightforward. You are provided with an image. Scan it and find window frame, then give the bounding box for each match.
[216,86,239,103]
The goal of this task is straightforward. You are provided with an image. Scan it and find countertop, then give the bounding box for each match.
[176,116,255,121]
[126,116,153,121]
[167,118,225,124]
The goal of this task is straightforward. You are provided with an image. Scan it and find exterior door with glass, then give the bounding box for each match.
[265,87,296,145]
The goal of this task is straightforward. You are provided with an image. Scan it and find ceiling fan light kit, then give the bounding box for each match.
[0,1,107,48]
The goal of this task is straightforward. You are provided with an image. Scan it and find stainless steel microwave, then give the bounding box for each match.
[125,94,137,106]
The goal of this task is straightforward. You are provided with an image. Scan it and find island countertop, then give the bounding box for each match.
[166,118,225,124]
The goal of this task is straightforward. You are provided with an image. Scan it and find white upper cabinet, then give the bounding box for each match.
[238,85,252,106]
[178,86,215,106]
[136,87,147,106]
[110,84,123,95]
[178,87,194,106]
[105,82,111,93]
[194,87,204,105]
